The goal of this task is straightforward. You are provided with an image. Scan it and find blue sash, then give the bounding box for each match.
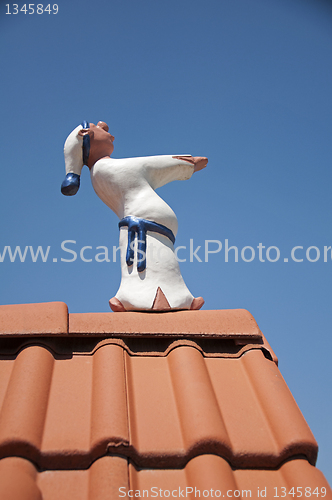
[119,216,176,272]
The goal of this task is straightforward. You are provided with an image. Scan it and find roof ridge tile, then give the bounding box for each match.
[0,302,68,335]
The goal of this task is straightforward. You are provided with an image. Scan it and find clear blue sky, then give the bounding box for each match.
[1,0,331,483]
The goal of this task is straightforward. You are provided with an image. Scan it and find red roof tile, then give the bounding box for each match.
[69,308,262,340]
[0,455,331,500]
[0,342,316,469]
[0,302,262,340]
[0,302,68,335]
[0,301,330,494]
[131,455,332,499]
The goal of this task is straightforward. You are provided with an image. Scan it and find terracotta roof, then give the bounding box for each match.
[0,301,68,335]
[0,301,330,498]
[0,455,331,500]
[0,301,262,340]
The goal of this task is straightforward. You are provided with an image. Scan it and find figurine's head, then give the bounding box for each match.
[61,121,114,196]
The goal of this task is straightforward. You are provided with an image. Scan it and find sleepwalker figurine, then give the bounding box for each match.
[61,121,208,312]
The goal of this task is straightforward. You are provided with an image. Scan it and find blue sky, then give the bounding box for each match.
[1,0,331,483]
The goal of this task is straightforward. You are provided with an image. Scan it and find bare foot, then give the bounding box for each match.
[109,297,126,312]
[190,297,205,310]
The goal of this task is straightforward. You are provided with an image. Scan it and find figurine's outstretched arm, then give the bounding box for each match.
[144,154,208,190]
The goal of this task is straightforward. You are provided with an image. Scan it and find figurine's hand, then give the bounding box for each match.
[172,155,208,172]
[192,156,208,172]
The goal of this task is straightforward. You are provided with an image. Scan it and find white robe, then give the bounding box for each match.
[90,155,195,310]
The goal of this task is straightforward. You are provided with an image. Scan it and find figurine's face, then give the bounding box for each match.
[90,121,115,156]
[79,121,115,168]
